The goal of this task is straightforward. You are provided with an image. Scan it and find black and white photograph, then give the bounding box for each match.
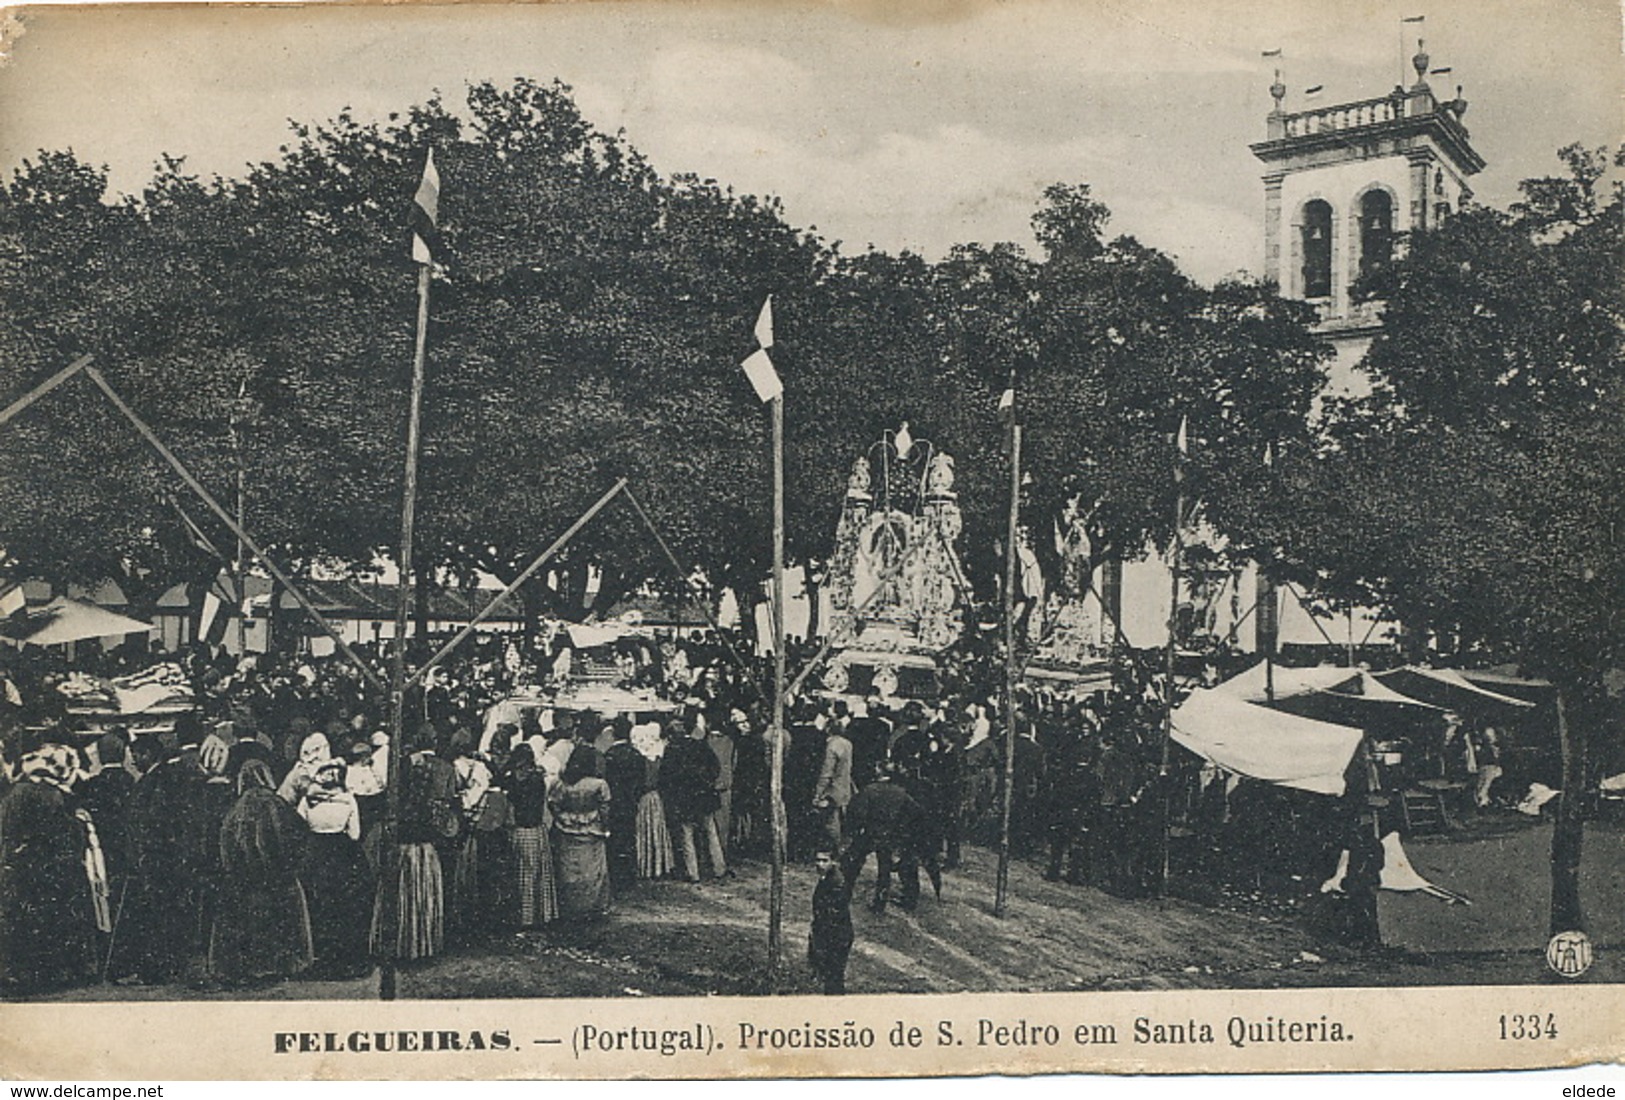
[0,0,1620,1078]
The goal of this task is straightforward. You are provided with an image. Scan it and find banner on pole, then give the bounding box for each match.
[411,148,440,265]
[754,296,774,349]
[741,348,782,403]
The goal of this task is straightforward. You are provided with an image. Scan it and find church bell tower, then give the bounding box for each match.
[1251,40,1485,393]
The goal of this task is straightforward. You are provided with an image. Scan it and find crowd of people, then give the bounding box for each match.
[0,625,1183,997]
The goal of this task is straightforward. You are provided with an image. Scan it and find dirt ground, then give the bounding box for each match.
[25,834,1620,1002]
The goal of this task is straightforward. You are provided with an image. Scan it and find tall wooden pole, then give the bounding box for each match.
[767,392,788,985]
[1550,689,1586,937]
[380,260,431,1002]
[994,422,1022,917]
[231,377,248,658]
[1258,570,1277,704]
[1158,441,1183,897]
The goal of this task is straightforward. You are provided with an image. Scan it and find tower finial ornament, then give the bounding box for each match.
[1270,68,1286,110]
[1412,39,1430,85]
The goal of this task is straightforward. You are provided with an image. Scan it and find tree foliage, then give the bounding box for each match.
[1283,144,1624,683]
[0,80,1331,631]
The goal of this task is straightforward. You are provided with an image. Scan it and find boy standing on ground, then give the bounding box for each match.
[808,847,854,994]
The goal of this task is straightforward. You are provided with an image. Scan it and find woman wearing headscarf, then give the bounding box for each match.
[276,730,334,806]
[0,738,105,993]
[548,746,611,921]
[503,743,557,929]
[297,758,373,978]
[445,727,494,939]
[631,721,674,880]
[208,759,313,986]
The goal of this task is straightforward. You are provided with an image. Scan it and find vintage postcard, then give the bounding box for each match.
[0,0,1620,1081]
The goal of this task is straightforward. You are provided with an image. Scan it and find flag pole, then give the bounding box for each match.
[230,376,248,658]
[741,296,787,989]
[381,256,429,1002]
[1157,418,1185,899]
[994,408,1022,918]
[767,387,788,988]
[381,151,437,1002]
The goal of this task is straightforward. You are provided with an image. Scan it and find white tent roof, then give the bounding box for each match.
[1212,663,1360,701]
[1172,689,1364,796]
[0,596,151,647]
[1378,666,1536,709]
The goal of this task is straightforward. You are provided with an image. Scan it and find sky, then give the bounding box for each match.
[0,0,1618,285]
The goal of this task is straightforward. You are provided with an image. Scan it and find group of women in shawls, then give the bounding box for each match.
[0,736,108,993]
[0,716,385,993]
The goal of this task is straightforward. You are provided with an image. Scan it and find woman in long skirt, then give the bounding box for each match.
[298,759,373,978]
[371,736,453,961]
[209,760,314,985]
[504,745,556,928]
[549,748,611,921]
[446,729,491,939]
[631,722,674,880]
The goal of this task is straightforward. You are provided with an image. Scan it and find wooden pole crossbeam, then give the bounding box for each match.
[619,487,766,702]
[81,367,383,691]
[404,478,630,690]
[0,355,93,430]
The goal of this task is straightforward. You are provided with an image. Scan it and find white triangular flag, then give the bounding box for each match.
[741,348,782,402]
[754,296,774,350]
[0,583,24,618]
[199,589,223,641]
[1176,414,1188,455]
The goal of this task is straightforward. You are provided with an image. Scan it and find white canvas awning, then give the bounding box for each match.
[0,596,152,647]
[1377,666,1536,711]
[1173,688,1365,796]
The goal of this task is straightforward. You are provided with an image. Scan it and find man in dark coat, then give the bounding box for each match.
[0,740,101,993]
[846,699,892,790]
[657,716,726,882]
[841,767,942,914]
[807,846,854,994]
[80,730,135,882]
[1043,728,1099,885]
[601,718,644,888]
[109,716,214,983]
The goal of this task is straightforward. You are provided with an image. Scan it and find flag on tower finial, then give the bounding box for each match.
[1401,14,1425,22]
[1261,48,1281,58]
[894,421,914,460]
[411,149,439,265]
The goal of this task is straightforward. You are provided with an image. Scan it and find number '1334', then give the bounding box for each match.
[1499,1014,1557,1040]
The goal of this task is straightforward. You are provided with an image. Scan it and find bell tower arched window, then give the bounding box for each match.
[1301,199,1333,299]
[1359,190,1394,280]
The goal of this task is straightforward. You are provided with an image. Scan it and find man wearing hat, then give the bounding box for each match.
[841,764,942,915]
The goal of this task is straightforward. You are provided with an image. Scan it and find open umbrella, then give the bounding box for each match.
[0,596,152,647]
